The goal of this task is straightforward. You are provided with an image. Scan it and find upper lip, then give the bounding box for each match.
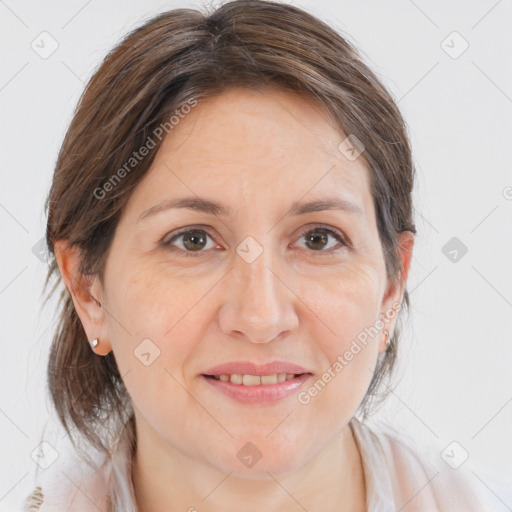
[203,360,312,376]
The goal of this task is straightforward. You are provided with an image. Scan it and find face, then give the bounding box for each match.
[61,87,413,476]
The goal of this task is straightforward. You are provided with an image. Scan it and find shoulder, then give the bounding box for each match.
[350,417,497,512]
[20,452,111,512]
[21,415,139,512]
[21,486,44,511]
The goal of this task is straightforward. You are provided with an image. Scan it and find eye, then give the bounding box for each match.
[161,227,217,257]
[294,225,350,254]
[161,224,350,258]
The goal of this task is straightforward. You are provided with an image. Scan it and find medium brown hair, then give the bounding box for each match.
[43,0,416,461]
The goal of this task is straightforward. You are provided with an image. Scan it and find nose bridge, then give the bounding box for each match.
[242,244,279,314]
[219,236,298,343]
[243,244,277,302]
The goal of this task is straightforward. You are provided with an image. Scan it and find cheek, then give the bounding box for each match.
[103,265,207,438]
[109,258,210,338]
[296,260,384,340]
[295,263,383,407]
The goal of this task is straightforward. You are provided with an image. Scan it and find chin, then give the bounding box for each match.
[205,435,310,478]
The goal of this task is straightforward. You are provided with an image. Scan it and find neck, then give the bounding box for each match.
[131,419,366,512]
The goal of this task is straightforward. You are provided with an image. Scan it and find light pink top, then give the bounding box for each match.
[21,417,498,511]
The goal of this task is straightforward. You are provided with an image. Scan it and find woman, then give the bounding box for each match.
[23,0,492,510]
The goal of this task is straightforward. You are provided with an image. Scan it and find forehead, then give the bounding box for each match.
[125,87,373,221]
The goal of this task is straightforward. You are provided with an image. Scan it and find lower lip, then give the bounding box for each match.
[201,374,312,404]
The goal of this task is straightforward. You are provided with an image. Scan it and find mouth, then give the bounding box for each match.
[203,373,308,385]
[200,360,313,404]
[200,362,313,404]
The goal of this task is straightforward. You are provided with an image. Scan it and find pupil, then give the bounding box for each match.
[183,230,206,251]
[306,230,328,250]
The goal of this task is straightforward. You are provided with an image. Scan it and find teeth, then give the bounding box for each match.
[230,374,243,385]
[260,374,277,385]
[211,373,301,385]
[243,374,261,386]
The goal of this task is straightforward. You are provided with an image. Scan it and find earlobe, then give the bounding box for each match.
[89,336,112,356]
[54,240,112,355]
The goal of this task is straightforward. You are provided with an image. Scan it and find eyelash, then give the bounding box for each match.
[160,224,351,258]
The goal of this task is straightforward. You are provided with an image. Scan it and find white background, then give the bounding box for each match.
[0,0,511,510]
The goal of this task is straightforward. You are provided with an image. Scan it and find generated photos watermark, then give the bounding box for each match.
[93,97,198,200]
[297,301,402,405]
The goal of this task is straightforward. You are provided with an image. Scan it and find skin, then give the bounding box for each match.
[55,87,414,512]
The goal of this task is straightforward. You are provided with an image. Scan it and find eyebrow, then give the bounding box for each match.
[137,195,363,223]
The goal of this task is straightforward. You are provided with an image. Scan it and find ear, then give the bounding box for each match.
[54,240,112,355]
[378,231,415,353]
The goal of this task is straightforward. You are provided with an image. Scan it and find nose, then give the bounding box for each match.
[218,242,299,344]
